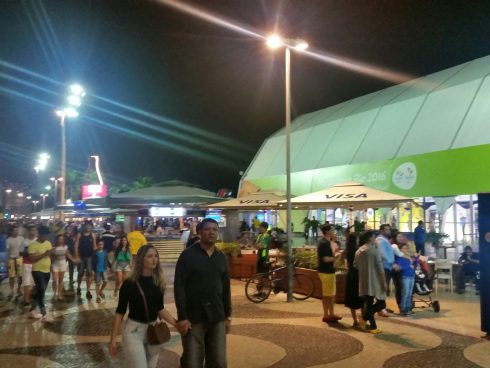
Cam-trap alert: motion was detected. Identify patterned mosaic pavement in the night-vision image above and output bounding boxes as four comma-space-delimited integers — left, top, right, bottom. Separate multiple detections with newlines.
0, 269, 489, 368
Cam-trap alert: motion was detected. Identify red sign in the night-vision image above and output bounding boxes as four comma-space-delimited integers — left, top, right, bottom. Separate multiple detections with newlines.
82, 184, 108, 200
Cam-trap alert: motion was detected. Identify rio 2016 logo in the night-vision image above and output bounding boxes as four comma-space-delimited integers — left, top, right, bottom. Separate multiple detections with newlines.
392, 162, 417, 190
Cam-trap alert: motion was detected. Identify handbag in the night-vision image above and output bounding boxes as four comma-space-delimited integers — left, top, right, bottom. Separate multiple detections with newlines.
135, 281, 171, 345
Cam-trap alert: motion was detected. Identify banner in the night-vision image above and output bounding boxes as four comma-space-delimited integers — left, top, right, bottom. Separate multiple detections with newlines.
247, 144, 490, 197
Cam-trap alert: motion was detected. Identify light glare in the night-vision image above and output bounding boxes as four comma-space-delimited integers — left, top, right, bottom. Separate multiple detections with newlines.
266, 34, 282, 49
70, 84, 86, 97
64, 107, 79, 118
68, 95, 82, 107
295, 40, 309, 51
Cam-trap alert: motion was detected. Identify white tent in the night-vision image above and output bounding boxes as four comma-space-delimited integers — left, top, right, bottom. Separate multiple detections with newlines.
207, 191, 287, 210
281, 182, 412, 210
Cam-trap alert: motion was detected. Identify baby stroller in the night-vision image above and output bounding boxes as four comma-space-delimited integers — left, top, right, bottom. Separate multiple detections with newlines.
412, 264, 440, 313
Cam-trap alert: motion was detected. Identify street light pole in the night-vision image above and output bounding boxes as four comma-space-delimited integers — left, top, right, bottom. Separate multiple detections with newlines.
266, 35, 308, 303
284, 46, 293, 302
60, 113, 66, 220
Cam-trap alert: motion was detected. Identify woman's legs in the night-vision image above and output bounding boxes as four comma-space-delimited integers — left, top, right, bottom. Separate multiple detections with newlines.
57, 271, 65, 299
350, 308, 359, 325
52, 271, 59, 298
115, 271, 122, 295
123, 319, 161, 368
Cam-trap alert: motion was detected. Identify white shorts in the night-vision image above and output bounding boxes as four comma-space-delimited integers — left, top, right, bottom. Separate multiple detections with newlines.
52, 260, 68, 273
22, 263, 33, 287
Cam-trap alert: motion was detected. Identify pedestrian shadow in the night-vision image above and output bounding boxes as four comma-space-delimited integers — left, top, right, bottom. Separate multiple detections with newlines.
374, 332, 426, 349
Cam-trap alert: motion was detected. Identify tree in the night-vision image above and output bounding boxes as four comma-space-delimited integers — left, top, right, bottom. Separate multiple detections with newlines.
132, 176, 154, 190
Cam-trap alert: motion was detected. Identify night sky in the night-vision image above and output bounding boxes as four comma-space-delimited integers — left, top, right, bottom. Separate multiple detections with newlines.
1, 0, 490, 194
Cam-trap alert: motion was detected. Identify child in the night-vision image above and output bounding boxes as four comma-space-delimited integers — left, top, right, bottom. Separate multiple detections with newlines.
395, 244, 419, 316
93, 240, 108, 303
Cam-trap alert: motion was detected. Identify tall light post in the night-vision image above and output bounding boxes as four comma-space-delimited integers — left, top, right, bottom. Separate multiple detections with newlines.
32, 200, 39, 211
56, 84, 85, 220
50, 177, 63, 204
40, 193, 49, 210
266, 34, 308, 302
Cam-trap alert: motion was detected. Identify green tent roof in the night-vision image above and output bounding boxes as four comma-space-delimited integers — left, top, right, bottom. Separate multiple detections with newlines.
244, 54, 490, 181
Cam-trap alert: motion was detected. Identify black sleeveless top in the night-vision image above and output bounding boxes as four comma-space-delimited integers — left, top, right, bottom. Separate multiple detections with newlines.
79, 233, 94, 258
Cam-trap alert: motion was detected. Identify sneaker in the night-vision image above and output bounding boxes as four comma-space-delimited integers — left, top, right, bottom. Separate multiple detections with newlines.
368, 328, 382, 334
30, 310, 43, 319
76, 288, 81, 296
86, 291, 92, 300
96, 296, 101, 303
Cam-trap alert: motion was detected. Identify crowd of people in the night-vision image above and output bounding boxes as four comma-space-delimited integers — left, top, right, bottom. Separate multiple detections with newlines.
316, 222, 480, 334
0, 220, 153, 317
1, 218, 232, 368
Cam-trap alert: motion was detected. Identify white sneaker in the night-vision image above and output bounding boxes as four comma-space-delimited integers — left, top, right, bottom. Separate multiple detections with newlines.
42, 314, 55, 323
30, 310, 43, 319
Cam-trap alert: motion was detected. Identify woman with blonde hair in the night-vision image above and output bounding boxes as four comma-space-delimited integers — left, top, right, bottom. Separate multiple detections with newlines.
109, 245, 177, 368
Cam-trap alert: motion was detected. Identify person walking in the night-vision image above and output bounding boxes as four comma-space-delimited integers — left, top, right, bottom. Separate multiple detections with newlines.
254, 222, 271, 274
344, 232, 363, 327
317, 224, 341, 323
28, 225, 53, 320
21, 224, 37, 307
174, 218, 232, 368
114, 235, 132, 296
93, 239, 108, 303
52, 234, 77, 301
75, 222, 97, 300
109, 245, 177, 368
395, 243, 419, 316
127, 225, 148, 266
413, 221, 426, 256
66, 226, 78, 289
6, 225, 24, 299
354, 231, 387, 334
101, 223, 116, 269
376, 224, 394, 317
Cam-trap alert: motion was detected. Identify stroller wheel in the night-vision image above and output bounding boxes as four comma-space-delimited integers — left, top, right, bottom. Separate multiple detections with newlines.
432, 300, 440, 313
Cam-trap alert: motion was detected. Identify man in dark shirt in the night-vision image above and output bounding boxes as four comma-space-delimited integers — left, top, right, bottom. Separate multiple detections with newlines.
174, 218, 231, 368
317, 224, 341, 323
101, 223, 116, 268
457, 246, 480, 294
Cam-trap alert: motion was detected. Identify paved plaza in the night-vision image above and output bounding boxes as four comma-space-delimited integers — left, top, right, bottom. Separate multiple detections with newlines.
0, 265, 488, 368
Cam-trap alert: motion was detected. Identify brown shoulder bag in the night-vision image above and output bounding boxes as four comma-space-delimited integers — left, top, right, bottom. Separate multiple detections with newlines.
135, 281, 171, 345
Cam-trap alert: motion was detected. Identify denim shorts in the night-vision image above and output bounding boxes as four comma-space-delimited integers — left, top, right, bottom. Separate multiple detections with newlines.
95, 271, 106, 284
78, 257, 93, 277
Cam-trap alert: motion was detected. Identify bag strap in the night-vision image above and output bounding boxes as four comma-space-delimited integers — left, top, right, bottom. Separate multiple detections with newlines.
135, 281, 151, 324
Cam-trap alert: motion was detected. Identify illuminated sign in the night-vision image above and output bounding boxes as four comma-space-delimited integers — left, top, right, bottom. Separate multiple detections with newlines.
82, 184, 108, 200
149, 207, 186, 217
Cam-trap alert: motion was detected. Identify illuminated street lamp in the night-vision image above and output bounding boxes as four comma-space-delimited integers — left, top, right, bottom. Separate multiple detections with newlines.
266, 34, 309, 302
34, 153, 50, 173
5, 189, 12, 193
56, 83, 85, 220
40, 193, 49, 210
32, 200, 40, 211
17, 192, 24, 198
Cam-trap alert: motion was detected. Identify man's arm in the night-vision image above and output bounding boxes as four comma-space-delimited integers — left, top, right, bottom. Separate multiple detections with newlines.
174, 254, 188, 321
222, 255, 232, 333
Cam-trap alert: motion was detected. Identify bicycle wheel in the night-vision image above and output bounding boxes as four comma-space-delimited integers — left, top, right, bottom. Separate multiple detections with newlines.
292, 273, 315, 300
245, 274, 272, 303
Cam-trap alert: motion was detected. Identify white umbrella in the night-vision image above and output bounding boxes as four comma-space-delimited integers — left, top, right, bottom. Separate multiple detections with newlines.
281, 181, 412, 210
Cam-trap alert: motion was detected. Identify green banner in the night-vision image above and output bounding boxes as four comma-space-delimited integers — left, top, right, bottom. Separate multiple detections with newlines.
247, 144, 490, 197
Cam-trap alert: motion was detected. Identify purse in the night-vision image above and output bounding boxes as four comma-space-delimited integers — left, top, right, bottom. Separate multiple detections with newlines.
135, 281, 171, 345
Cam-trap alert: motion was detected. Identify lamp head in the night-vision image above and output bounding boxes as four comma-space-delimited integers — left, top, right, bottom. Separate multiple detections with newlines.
266, 34, 283, 49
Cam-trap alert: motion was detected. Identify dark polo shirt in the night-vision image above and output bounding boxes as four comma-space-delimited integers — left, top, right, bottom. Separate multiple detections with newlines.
174, 243, 232, 324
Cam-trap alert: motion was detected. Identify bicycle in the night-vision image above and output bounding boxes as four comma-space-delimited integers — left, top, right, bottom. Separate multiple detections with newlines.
245, 264, 315, 303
